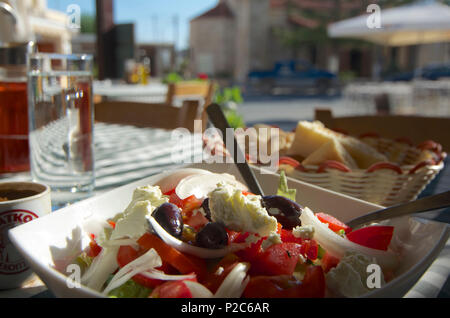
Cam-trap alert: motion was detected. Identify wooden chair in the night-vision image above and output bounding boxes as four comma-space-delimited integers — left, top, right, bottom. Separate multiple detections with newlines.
95, 100, 205, 133
165, 81, 216, 110
315, 108, 450, 151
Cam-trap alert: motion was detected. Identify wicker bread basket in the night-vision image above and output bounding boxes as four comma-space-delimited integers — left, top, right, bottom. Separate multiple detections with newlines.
276, 136, 445, 206
202, 127, 445, 206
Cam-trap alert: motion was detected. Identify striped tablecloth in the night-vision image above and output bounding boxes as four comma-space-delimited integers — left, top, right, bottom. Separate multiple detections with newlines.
0, 123, 449, 298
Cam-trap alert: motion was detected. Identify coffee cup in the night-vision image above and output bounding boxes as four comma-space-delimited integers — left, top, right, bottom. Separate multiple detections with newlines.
0, 181, 51, 289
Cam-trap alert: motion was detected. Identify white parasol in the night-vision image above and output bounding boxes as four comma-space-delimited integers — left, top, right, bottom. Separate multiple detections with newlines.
327, 1, 450, 46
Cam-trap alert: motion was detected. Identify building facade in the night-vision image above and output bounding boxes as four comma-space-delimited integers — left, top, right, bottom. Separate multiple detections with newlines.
190, 0, 450, 84
0, 0, 74, 53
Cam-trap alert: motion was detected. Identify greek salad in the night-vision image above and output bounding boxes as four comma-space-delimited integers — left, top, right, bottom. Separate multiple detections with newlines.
73, 169, 399, 298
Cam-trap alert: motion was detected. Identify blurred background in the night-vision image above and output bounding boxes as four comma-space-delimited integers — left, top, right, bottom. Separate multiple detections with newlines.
1, 0, 449, 131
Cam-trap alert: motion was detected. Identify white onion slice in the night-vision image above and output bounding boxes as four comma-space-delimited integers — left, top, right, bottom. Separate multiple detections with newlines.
214, 262, 250, 298
140, 270, 196, 282
175, 173, 248, 200
184, 281, 214, 298
148, 216, 246, 259
300, 207, 398, 270
102, 248, 162, 295
154, 168, 213, 193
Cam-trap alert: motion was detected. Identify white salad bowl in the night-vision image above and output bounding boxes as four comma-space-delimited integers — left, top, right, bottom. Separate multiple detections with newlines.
8, 163, 450, 298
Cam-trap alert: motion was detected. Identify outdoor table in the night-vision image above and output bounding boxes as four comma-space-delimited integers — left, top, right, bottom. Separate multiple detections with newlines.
93, 81, 168, 103
0, 122, 449, 298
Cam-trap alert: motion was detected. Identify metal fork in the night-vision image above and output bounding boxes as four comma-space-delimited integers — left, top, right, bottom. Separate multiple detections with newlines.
346, 190, 450, 228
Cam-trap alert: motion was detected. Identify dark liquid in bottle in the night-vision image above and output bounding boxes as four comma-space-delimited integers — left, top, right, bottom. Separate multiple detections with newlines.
0, 81, 29, 173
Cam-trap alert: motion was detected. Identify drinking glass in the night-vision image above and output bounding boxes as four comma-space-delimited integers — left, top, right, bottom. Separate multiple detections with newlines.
0, 42, 35, 173
27, 54, 95, 208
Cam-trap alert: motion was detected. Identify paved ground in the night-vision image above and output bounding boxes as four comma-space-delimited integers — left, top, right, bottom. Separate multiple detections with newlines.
240, 93, 368, 131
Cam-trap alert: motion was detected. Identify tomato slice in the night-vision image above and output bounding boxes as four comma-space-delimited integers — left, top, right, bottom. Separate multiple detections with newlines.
168, 191, 183, 207
183, 210, 209, 230
300, 239, 318, 261
243, 275, 292, 298
137, 233, 207, 280
235, 236, 265, 263
321, 251, 340, 273
227, 230, 250, 244
149, 280, 193, 298
346, 225, 394, 251
250, 242, 303, 276
116, 245, 173, 288
280, 228, 303, 244
204, 254, 240, 293
181, 195, 203, 213
243, 266, 325, 298
285, 266, 325, 298
316, 212, 352, 234
86, 238, 102, 258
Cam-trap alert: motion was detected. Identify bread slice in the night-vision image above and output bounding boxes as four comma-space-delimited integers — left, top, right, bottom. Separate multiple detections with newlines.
302, 138, 358, 168
338, 136, 388, 169
287, 121, 340, 158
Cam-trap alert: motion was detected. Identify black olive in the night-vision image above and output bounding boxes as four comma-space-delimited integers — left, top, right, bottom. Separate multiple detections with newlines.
195, 222, 228, 249
153, 202, 183, 238
262, 195, 302, 229
201, 198, 212, 221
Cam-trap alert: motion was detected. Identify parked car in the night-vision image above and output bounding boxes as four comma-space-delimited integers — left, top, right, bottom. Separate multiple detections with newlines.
384, 63, 450, 82
247, 60, 339, 95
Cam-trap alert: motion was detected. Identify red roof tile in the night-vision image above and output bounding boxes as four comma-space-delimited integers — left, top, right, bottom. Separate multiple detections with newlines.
191, 1, 233, 21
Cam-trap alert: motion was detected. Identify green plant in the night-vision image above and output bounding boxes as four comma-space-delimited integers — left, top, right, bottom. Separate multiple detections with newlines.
214, 86, 243, 105
213, 86, 245, 129
162, 72, 183, 84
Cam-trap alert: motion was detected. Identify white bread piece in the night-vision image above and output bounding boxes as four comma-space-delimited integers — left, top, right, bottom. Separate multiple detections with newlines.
287, 121, 340, 158
338, 135, 388, 169
302, 138, 358, 168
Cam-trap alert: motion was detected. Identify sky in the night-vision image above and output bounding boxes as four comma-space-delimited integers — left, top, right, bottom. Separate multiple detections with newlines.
47, 0, 218, 49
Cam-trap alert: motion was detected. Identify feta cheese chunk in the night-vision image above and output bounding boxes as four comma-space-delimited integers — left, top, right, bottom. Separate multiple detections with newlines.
208, 182, 278, 237
110, 185, 169, 241
292, 225, 315, 239
110, 201, 152, 240
127, 185, 168, 214
326, 251, 385, 298
261, 232, 282, 250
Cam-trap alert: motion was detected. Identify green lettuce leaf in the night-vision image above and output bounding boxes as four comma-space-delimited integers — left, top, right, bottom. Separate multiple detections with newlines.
276, 171, 296, 202
107, 279, 152, 298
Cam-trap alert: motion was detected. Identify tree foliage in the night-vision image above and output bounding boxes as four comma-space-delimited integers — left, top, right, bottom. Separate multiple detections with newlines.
80, 14, 96, 34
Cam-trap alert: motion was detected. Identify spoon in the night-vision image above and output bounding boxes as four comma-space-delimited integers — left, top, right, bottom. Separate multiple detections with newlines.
206, 103, 265, 196
346, 190, 450, 228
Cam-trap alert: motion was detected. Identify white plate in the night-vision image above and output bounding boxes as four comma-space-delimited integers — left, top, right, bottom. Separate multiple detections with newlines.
8, 163, 450, 298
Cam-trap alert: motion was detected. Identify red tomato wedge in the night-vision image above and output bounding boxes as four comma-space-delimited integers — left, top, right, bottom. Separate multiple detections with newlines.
316, 212, 352, 234
116, 245, 173, 288
181, 195, 203, 213
300, 239, 319, 261
235, 237, 265, 263
250, 242, 303, 276
204, 254, 240, 293
321, 252, 340, 273
280, 228, 303, 244
243, 266, 325, 298
86, 239, 102, 258
149, 280, 193, 298
137, 233, 207, 280
183, 210, 209, 230
346, 225, 394, 251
